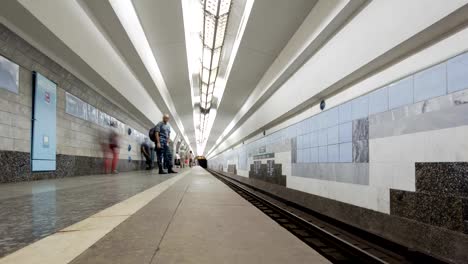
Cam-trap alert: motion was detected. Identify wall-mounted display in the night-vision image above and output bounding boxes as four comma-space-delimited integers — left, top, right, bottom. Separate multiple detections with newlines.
65, 92, 87, 120
64, 92, 149, 143
98, 110, 110, 127
0, 55, 19, 94
87, 104, 98, 124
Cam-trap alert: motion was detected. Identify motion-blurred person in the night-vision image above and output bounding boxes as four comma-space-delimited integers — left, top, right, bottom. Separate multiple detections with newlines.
150, 114, 177, 174
189, 150, 194, 168
105, 124, 120, 174
141, 138, 152, 170
175, 152, 181, 168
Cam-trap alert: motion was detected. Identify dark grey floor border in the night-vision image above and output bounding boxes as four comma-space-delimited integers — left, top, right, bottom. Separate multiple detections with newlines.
0, 150, 148, 183
213, 170, 468, 264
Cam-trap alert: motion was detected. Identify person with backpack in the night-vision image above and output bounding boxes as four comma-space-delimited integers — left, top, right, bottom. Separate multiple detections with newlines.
149, 114, 177, 174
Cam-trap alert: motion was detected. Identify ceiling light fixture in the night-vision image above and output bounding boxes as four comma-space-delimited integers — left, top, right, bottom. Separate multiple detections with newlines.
197, 0, 232, 150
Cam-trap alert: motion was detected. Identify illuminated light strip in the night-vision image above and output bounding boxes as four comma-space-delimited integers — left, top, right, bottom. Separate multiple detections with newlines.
183, 0, 254, 155
109, 0, 192, 150
198, 0, 255, 155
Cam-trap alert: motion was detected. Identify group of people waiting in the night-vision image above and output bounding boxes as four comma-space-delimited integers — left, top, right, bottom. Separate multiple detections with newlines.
102, 114, 194, 175
141, 114, 195, 174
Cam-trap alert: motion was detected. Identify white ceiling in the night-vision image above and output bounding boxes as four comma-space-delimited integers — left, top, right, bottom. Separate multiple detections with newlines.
0, 0, 341, 154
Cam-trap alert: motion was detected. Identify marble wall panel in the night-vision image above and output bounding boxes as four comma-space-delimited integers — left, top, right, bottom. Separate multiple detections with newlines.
370, 99, 468, 139
291, 162, 369, 185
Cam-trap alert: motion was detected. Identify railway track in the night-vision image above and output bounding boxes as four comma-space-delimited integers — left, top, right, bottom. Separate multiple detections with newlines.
208, 169, 446, 264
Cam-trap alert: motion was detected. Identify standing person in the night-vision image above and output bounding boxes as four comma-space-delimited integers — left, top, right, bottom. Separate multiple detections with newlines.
105, 127, 120, 174
175, 152, 181, 168
189, 150, 194, 168
153, 114, 177, 174
141, 138, 152, 170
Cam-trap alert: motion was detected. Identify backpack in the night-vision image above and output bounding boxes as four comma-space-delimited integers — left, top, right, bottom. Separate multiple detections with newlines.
149, 126, 157, 142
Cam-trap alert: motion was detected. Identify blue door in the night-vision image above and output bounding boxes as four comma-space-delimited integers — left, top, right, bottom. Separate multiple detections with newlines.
31, 72, 57, 171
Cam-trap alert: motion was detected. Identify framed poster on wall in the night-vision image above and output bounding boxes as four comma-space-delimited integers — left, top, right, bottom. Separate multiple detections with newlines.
0, 55, 19, 94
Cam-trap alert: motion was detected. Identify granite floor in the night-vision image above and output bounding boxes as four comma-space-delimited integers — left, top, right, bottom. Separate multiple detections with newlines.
70, 167, 329, 264
0, 169, 181, 257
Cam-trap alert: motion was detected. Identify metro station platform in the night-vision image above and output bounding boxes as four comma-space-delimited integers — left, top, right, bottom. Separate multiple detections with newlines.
0, 167, 329, 264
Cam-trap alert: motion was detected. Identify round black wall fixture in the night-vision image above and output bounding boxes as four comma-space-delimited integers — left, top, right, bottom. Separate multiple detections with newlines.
320, 100, 326, 110
127, 128, 132, 135
128, 144, 132, 151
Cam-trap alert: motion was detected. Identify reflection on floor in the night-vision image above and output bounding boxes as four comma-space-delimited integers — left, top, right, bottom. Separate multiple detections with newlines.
0, 170, 178, 257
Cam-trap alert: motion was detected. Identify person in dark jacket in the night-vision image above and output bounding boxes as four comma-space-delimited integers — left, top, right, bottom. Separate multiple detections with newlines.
153, 114, 177, 174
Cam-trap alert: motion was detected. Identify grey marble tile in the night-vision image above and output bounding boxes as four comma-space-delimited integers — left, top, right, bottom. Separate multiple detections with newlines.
353, 140, 369, 163
352, 118, 369, 141
370, 101, 468, 139
291, 163, 369, 185
291, 137, 297, 164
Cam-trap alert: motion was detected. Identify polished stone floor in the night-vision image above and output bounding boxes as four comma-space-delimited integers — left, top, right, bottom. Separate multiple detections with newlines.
0, 170, 180, 257
71, 167, 329, 264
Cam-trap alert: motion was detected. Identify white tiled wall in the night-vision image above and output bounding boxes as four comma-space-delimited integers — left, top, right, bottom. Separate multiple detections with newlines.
0, 66, 147, 161
287, 175, 390, 213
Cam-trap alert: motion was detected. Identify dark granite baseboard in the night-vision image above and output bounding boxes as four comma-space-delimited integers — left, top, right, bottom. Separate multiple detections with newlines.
249, 162, 286, 186
390, 189, 467, 233
0, 150, 147, 183
211, 169, 468, 264
227, 164, 237, 175
416, 162, 468, 197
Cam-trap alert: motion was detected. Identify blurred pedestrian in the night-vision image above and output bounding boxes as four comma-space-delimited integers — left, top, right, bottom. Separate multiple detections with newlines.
141, 138, 152, 170
175, 152, 181, 168
189, 150, 194, 168
105, 124, 120, 174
